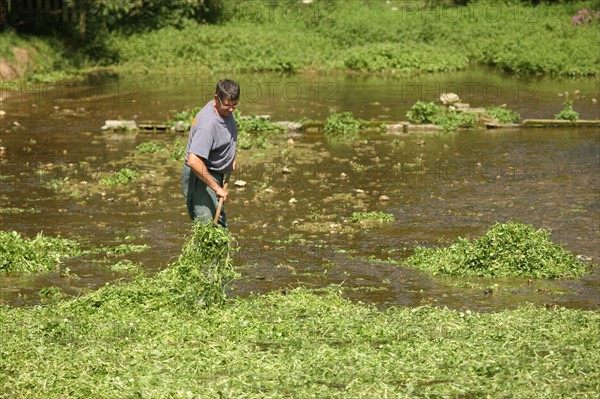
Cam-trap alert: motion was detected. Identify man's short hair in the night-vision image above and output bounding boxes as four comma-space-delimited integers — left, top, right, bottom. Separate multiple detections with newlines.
215, 79, 240, 101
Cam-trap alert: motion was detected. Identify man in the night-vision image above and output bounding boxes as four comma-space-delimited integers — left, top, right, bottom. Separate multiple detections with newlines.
182, 79, 240, 228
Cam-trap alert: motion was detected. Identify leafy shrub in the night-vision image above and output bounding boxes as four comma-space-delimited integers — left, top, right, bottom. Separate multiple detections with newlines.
555, 100, 580, 121
406, 222, 586, 278
407, 101, 439, 124
432, 108, 478, 132
407, 101, 477, 131
324, 112, 364, 140
485, 106, 521, 123
572, 8, 600, 26
342, 43, 468, 73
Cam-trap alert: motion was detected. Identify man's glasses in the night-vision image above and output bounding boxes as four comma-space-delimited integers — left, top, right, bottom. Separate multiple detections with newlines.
217, 96, 240, 109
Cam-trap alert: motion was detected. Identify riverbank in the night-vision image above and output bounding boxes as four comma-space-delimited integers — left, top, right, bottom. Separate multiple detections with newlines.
1, 1, 598, 83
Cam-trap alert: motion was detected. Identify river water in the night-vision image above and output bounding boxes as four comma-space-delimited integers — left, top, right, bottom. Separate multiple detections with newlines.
1, 67, 599, 309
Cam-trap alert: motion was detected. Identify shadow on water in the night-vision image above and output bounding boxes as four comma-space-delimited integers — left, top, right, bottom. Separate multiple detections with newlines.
0, 68, 598, 309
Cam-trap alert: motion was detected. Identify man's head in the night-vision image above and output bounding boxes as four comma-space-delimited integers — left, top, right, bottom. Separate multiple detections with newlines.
214, 79, 240, 118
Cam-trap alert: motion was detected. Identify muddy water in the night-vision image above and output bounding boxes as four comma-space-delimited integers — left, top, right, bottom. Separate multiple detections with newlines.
1, 68, 598, 309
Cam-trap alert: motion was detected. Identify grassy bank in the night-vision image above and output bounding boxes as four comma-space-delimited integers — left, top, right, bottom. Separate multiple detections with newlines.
1, 286, 598, 398
1, 1, 598, 81
0, 31, 69, 82
112, 0, 599, 76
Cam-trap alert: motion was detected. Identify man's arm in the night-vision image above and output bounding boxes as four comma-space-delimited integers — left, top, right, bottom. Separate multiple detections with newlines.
187, 153, 228, 201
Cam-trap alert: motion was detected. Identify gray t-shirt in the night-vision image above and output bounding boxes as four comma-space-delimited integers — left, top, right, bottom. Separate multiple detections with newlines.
185, 100, 238, 173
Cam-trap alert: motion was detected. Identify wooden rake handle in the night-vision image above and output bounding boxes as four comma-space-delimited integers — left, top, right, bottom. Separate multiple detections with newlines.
213, 172, 231, 226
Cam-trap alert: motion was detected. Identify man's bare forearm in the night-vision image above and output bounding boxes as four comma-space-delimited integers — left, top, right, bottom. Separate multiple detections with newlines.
187, 153, 227, 199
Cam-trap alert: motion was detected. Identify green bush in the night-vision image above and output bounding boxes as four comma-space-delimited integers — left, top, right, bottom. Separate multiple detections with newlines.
485, 106, 521, 123
406, 101, 440, 124
432, 108, 478, 132
342, 43, 468, 74
555, 100, 580, 120
324, 112, 364, 140
406, 222, 586, 278
407, 101, 478, 131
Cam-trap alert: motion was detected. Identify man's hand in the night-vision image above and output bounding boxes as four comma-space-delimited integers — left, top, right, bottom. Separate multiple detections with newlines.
215, 186, 228, 201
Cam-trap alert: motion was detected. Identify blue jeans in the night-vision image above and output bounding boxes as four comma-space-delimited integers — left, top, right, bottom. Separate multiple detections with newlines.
182, 164, 227, 228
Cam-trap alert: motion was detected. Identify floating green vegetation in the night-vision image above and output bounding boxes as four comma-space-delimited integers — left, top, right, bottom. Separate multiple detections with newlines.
168, 138, 187, 161
100, 167, 139, 186
406, 222, 586, 279
555, 100, 580, 121
236, 112, 286, 150
324, 112, 365, 140
98, 243, 149, 256
485, 105, 521, 123
166, 106, 200, 131
39, 286, 64, 302
0, 287, 598, 398
105, 260, 142, 274
0, 207, 40, 214
0, 230, 149, 274
0, 231, 81, 273
406, 101, 478, 132
44, 177, 83, 198
350, 211, 395, 223
136, 141, 167, 154
235, 111, 286, 133
238, 130, 271, 150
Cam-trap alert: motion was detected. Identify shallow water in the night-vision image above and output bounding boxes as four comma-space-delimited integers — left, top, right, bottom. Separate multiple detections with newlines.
1, 68, 598, 309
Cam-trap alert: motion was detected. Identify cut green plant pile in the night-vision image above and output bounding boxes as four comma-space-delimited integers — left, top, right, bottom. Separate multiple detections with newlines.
0, 230, 150, 274
0, 231, 82, 273
1, 287, 598, 398
406, 222, 586, 278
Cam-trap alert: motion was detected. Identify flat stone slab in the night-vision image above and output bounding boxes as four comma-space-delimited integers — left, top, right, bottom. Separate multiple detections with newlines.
522, 119, 600, 127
